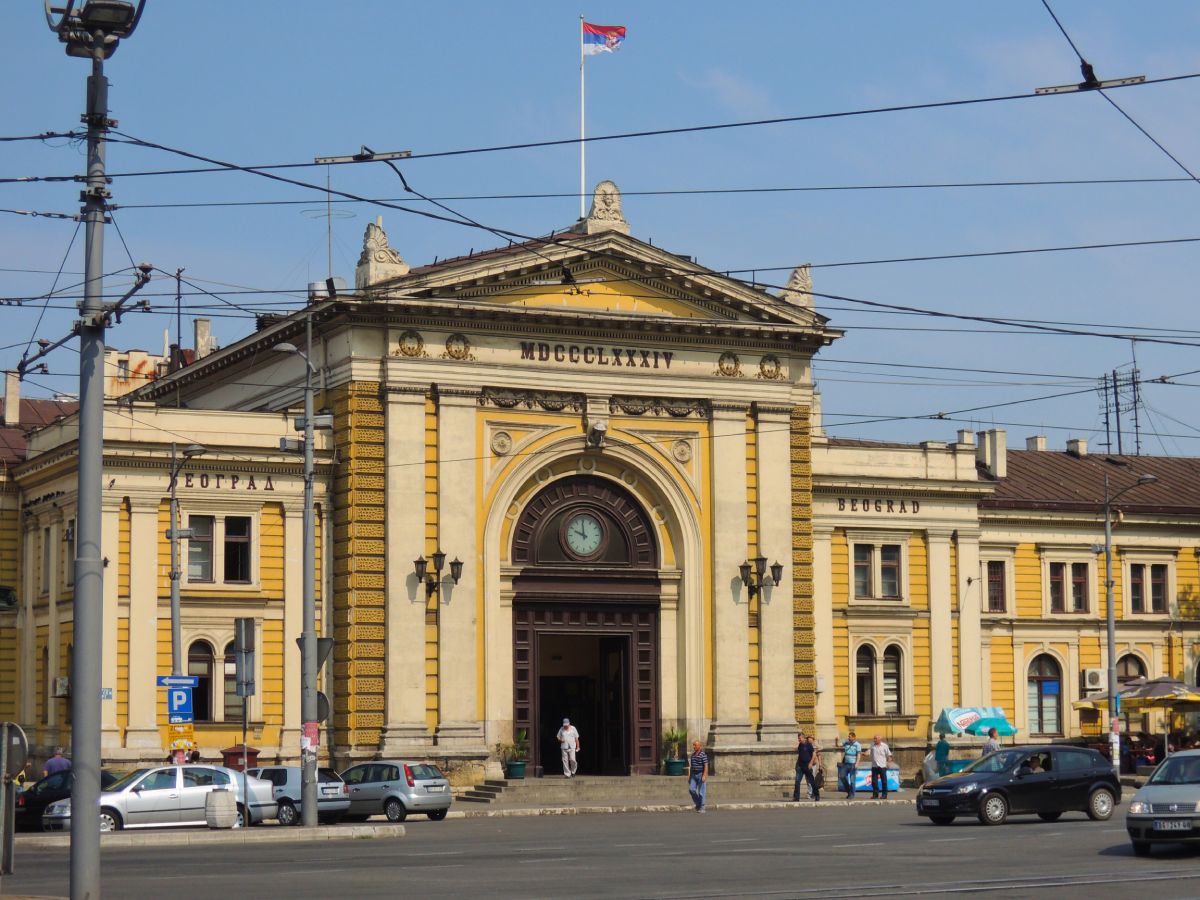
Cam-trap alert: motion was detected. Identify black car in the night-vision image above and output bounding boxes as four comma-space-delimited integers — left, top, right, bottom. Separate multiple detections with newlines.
15, 769, 121, 830
916, 745, 1120, 825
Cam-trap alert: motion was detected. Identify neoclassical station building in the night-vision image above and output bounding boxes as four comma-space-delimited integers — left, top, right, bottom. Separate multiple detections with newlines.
3, 183, 1199, 779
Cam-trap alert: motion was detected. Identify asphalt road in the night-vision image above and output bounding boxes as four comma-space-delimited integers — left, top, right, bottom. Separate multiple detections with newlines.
5, 804, 1200, 899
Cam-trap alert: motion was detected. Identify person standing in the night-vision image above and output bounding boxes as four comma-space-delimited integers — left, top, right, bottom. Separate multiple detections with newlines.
42, 747, 71, 779
839, 731, 862, 799
793, 732, 820, 802
557, 717, 581, 777
934, 733, 951, 777
981, 727, 1000, 756
868, 734, 893, 799
688, 739, 709, 813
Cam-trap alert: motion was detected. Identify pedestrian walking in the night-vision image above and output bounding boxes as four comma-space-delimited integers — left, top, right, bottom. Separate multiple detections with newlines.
838, 731, 862, 799
688, 739, 709, 813
868, 734, 892, 799
42, 747, 71, 778
981, 727, 1000, 756
934, 733, 951, 777
556, 717, 581, 777
793, 732, 820, 801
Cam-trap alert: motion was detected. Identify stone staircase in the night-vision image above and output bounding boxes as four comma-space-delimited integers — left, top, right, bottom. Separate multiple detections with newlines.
459, 775, 793, 806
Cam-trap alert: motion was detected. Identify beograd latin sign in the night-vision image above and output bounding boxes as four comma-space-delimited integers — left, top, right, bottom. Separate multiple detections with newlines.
520, 341, 675, 370
836, 497, 921, 514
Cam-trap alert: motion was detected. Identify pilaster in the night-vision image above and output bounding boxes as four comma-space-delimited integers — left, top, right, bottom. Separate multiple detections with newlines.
927, 528, 954, 721
101, 496, 121, 751
124, 497, 161, 750
957, 529, 982, 706
280, 501, 303, 756
812, 526, 837, 743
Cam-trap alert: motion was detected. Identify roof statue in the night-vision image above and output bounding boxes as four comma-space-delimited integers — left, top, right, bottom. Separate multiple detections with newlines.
779, 264, 814, 309
355, 216, 410, 288
579, 180, 631, 235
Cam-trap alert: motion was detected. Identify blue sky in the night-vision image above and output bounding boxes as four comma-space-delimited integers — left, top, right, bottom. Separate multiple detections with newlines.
4, 1, 1200, 453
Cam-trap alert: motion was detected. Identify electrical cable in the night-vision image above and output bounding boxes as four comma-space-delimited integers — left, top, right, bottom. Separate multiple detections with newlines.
20, 219, 82, 365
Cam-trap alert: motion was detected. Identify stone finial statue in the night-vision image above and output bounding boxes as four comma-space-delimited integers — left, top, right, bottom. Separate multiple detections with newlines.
779, 264, 814, 308
580, 180, 630, 235
355, 216, 410, 288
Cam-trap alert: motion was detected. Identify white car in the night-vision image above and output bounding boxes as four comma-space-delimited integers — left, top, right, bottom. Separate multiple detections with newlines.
42, 764, 277, 832
246, 766, 350, 825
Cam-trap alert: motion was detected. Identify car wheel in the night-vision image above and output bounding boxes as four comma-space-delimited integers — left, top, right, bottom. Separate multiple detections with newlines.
384, 798, 407, 823
427, 808, 448, 822
277, 799, 299, 826
928, 815, 956, 825
1086, 788, 1115, 821
235, 804, 247, 829
98, 808, 122, 832
978, 793, 1008, 826
1037, 811, 1061, 822
1131, 840, 1151, 857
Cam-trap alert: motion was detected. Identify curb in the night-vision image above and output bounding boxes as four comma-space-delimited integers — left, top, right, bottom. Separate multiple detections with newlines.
16, 823, 405, 850
449, 798, 914, 818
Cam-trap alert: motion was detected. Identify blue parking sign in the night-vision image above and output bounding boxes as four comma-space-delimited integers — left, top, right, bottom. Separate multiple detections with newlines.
168, 687, 193, 724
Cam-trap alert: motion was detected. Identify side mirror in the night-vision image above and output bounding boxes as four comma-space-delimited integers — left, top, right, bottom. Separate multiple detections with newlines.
131, 784, 143, 793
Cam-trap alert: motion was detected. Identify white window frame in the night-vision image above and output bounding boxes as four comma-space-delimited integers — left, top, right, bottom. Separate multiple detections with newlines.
846, 530, 910, 606
181, 509, 261, 591
183, 623, 262, 723
847, 630, 915, 718
1026, 650, 1066, 738
1038, 545, 1096, 618
980, 543, 1017, 617
1119, 548, 1176, 620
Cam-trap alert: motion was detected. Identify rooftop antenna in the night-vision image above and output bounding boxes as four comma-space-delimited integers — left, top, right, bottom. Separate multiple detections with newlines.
300, 164, 355, 279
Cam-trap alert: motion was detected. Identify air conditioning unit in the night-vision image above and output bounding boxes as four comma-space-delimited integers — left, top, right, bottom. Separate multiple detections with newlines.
1082, 668, 1105, 693
53, 676, 71, 698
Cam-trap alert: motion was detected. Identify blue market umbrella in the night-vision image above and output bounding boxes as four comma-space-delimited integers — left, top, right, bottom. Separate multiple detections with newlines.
963, 716, 1018, 738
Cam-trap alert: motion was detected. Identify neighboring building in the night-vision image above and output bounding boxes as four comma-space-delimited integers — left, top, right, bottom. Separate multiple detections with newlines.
104, 318, 220, 398
3, 183, 1198, 780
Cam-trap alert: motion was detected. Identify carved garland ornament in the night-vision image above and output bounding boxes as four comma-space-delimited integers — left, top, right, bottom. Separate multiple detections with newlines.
478, 387, 584, 412
394, 329, 426, 358
443, 333, 474, 361
716, 351, 743, 378
757, 354, 784, 380
609, 396, 707, 418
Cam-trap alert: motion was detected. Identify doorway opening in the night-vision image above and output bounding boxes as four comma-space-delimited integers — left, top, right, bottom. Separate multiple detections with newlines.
537, 633, 629, 776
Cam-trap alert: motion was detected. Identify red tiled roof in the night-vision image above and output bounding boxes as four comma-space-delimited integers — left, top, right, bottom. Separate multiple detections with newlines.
981, 449, 1200, 514
0, 398, 78, 466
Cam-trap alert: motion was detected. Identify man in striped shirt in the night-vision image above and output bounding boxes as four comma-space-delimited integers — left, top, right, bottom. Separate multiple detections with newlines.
688, 740, 709, 813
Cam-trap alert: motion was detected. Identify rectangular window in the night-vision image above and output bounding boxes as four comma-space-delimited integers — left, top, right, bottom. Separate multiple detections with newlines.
187, 515, 214, 582
41, 527, 51, 594
880, 545, 901, 599
1150, 564, 1167, 613
1070, 562, 1088, 612
1049, 563, 1065, 613
65, 519, 75, 586
1130, 563, 1145, 613
986, 560, 1006, 612
223, 516, 252, 583
853, 544, 872, 599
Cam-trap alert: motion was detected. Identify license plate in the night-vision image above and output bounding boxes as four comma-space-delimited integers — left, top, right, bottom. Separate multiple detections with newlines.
426, 784, 445, 792
921, 798, 939, 808
321, 786, 340, 795
1153, 819, 1191, 831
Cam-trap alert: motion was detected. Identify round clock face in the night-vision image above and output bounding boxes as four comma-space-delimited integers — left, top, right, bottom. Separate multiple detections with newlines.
564, 513, 603, 557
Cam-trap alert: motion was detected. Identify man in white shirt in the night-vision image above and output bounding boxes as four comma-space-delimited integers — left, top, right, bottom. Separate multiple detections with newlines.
557, 717, 581, 777
868, 734, 893, 799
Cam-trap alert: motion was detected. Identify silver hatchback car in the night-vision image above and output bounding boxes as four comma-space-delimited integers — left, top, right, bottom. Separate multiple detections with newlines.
247, 766, 350, 825
340, 760, 452, 822
1127, 749, 1200, 855
42, 764, 276, 832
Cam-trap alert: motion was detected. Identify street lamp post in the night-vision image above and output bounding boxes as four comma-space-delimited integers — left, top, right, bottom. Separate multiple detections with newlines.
43, 3, 145, 897
167, 443, 206, 675
274, 317, 318, 827
1103, 471, 1157, 773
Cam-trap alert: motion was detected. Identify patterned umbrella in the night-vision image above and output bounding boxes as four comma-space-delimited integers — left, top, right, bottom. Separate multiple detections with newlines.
1119, 677, 1200, 711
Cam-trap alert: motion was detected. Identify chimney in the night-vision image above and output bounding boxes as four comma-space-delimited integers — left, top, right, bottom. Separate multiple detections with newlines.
1067, 437, 1088, 457
3, 370, 18, 427
194, 318, 213, 360
956, 429, 974, 446
1026, 435, 1047, 451
975, 428, 1007, 479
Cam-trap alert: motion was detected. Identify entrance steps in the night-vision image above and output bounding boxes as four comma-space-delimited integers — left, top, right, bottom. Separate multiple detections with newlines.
459, 775, 792, 806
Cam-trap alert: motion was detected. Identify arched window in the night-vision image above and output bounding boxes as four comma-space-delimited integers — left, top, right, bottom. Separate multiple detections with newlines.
882, 645, 902, 714
188, 640, 214, 722
1027, 654, 1062, 735
1117, 654, 1148, 735
856, 646, 876, 715
223, 641, 244, 723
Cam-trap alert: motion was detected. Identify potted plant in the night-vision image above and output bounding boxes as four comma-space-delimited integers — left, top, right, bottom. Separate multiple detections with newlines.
496, 728, 529, 779
663, 726, 688, 776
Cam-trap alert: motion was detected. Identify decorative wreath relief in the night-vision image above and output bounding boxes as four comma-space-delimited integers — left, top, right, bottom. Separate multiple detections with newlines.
758, 354, 783, 380
671, 439, 693, 463
490, 431, 513, 456
443, 333, 474, 361
716, 351, 742, 377
395, 329, 425, 358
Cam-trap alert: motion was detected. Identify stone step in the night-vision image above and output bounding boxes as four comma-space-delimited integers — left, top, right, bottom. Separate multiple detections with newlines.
461, 775, 793, 805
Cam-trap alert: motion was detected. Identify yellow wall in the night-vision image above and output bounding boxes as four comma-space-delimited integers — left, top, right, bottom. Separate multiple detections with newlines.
425, 394, 439, 733
790, 406, 816, 732
746, 411, 760, 727
0, 504, 19, 719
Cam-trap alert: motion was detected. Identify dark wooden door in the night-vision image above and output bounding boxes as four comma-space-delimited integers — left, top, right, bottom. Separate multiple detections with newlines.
600, 637, 629, 774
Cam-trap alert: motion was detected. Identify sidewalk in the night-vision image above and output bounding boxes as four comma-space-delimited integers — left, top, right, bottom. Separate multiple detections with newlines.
16, 822, 405, 850
448, 796, 913, 819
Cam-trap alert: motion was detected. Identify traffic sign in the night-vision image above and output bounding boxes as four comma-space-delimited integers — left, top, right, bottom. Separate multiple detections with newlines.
156, 675, 199, 688
168, 722, 194, 744
168, 687, 193, 717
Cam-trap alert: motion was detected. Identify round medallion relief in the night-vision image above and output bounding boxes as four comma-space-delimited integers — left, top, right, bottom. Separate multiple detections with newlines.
717, 351, 741, 377
397, 329, 424, 357
444, 333, 471, 360
672, 439, 693, 463
758, 354, 782, 380
490, 431, 513, 456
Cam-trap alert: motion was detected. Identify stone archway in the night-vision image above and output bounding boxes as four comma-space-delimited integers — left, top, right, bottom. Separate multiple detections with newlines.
511, 475, 661, 774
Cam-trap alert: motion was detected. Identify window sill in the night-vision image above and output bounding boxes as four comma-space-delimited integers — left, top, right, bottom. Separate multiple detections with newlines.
847, 714, 918, 728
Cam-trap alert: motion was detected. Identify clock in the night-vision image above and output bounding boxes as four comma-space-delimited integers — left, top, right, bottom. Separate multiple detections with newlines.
563, 512, 603, 557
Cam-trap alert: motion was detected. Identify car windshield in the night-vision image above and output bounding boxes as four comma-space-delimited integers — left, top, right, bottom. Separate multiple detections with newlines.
958, 750, 1027, 774
318, 768, 343, 783
1148, 756, 1200, 785
105, 768, 151, 793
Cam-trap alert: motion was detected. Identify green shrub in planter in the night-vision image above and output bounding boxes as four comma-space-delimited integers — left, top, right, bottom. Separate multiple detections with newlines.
496, 728, 529, 779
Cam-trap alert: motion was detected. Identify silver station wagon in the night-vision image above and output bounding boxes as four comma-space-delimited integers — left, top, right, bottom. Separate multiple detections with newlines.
340, 760, 452, 822
42, 764, 276, 831
1127, 749, 1200, 856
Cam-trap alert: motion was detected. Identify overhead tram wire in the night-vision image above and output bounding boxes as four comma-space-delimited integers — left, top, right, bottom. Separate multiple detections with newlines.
19, 219, 82, 363
0, 71, 1190, 185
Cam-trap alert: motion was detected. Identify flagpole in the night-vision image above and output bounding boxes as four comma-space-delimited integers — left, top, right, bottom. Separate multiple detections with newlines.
579, 14, 586, 219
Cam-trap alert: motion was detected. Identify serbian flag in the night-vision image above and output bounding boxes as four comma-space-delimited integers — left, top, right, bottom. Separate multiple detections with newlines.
583, 22, 626, 55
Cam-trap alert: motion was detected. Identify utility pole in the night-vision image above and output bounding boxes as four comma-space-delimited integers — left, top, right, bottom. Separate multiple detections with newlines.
41, 6, 146, 897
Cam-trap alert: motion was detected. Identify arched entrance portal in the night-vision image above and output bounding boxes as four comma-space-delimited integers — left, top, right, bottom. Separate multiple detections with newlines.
512, 475, 660, 775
